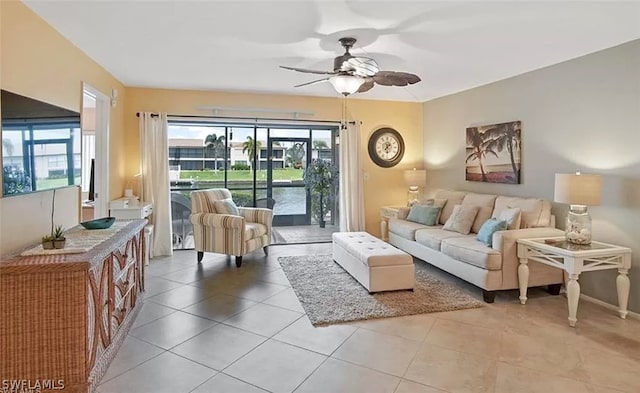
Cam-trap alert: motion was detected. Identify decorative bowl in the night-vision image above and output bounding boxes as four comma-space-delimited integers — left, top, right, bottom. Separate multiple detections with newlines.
81, 217, 116, 230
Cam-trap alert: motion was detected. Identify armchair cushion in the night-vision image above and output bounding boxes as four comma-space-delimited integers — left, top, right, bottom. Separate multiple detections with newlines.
239, 207, 273, 224
214, 199, 240, 215
190, 212, 244, 229
245, 223, 268, 239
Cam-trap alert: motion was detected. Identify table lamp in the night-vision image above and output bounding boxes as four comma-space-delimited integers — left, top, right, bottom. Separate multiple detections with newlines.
554, 172, 601, 245
404, 168, 426, 207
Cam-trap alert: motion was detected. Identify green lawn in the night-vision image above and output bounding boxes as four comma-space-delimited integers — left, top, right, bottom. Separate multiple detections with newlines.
36, 177, 81, 190
180, 169, 303, 182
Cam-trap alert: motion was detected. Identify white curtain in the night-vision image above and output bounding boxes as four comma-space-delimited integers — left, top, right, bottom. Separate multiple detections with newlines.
339, 122, 365, 232
139, 113, 172, 256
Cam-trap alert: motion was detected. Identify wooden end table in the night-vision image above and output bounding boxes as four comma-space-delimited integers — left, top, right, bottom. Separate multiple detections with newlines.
517, 237, 631, 327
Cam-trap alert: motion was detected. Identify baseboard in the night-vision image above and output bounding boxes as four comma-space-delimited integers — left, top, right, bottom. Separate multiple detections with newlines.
579, 294, 640, 321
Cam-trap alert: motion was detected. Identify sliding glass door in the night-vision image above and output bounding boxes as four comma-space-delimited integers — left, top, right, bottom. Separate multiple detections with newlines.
267, 137, 311, 226
167, 120, 338, 249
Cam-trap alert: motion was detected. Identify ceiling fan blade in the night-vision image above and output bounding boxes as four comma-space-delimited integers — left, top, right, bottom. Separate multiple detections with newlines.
373, 71, 422, 86
357, 78, 375, 93
280, 65, 336, 75
294, 78, 330, 88
345, 57, 379, 77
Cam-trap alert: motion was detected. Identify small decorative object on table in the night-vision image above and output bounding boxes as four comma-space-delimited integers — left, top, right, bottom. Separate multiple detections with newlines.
42, 224, 66, 249
41, 188, 66, 249
81, 216, 116, 230
404, 168, 426, 206
554, 172, 602, 245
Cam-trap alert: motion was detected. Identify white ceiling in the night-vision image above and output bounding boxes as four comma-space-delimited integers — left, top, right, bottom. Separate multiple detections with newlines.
24, 1, 640, 102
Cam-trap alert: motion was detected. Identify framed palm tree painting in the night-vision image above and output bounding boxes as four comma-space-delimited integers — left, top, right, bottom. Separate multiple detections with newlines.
465, 121, 521, 184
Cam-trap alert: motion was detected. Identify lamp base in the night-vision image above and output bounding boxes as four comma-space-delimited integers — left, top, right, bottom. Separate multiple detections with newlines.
407, 189, 420, 207
565, 205, 592, 245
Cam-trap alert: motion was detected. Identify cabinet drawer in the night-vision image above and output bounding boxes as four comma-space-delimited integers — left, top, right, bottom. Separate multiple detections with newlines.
142, 204, 153, 217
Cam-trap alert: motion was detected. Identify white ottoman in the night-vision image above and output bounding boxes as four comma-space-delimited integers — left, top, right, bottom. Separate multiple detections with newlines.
332, 232, 415, 293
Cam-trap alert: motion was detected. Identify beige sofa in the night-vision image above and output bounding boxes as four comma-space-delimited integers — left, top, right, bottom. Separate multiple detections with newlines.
388, 190, 564, 302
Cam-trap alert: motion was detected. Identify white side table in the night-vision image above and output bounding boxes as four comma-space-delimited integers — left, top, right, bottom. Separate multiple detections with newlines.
111, 201, 154, 265
380, 206, 403, 241
110, 202, 153, 220
517, 237, 631, 327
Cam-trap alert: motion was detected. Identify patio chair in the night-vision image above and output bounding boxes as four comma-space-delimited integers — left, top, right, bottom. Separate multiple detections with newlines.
171, 192, 193, 248
255, 197, 276, 209
190, 188, 273, 267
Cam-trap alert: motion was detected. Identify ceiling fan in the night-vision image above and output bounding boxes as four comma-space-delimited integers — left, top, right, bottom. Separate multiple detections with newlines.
280, 37, 421, 95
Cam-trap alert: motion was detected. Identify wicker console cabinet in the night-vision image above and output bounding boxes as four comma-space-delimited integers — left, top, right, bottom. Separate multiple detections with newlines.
0, 220, 147, 393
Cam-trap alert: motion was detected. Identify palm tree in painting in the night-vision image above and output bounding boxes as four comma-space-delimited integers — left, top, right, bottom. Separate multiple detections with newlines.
204, 134, 226, 170
483, 121, 521, 183
242, 136, 262, 169
466, 127, 498, 182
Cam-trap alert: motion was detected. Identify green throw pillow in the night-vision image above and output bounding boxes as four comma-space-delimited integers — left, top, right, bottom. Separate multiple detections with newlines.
214, 199, 240, 216
476, 218, 508, 247
406, 204, 441, 226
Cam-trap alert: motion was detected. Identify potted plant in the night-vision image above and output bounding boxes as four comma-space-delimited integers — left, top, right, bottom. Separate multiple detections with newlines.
42, 235, 54, 250
41, 189, 66, 249
52, 225, 66, 249
303, 159, 338, 228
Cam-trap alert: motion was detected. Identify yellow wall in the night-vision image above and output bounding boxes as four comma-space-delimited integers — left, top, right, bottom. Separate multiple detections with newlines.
0, 1, 126, 251
125, 88, 423, 236
0, 0, 422, 244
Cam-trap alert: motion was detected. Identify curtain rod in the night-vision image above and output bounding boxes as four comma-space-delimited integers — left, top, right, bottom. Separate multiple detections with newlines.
135, 112, 355, 124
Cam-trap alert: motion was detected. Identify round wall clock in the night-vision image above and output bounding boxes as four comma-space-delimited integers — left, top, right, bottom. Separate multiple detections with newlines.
367, 127, 405, 168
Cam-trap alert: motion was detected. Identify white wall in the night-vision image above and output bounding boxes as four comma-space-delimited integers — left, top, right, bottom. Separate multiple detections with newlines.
0, 186, 80, 254
423, 40, 640, 312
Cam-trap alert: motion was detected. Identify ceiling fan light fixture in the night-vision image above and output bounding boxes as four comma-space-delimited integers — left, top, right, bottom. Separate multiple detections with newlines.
329, 75, 364, 96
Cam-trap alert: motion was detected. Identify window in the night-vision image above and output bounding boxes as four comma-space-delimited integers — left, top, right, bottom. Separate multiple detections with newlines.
2, 122, 80, 194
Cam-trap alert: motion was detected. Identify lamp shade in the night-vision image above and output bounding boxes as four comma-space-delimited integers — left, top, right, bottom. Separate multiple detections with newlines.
329, 75, 364, 95
554, 173, 601, 205
404, 169, 427, 187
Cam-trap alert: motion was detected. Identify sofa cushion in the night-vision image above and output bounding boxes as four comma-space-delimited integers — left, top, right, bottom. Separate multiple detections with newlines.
434, 190, 467, 225
443, 205, 479, 235
415, 227, 467, 251
492, 196, 552, 228
498, 207, 521, 230
460, 193, 498, 233
476, 218, 507, 247
389, 218, 428, 241
407, 204, 441, 226
441, 237, 503, 270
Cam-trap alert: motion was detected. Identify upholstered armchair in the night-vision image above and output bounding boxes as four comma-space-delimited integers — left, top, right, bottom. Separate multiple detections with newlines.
190, 189, 273, 267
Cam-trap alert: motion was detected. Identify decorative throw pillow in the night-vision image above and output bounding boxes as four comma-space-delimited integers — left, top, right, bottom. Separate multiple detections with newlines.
214, 199, 240, 215
442, 205, 479, 234
499, 207, 521, 230
476, 218, 508, 247
406, 204, 441, 226
422, 198, 447, 223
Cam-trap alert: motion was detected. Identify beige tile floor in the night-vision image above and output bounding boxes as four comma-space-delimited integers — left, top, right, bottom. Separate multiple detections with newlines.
98, 243, 640, 393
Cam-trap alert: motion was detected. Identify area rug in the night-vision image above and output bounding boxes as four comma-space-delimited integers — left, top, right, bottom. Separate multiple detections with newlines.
278, 254, 484, 326
272, 225, 339, 245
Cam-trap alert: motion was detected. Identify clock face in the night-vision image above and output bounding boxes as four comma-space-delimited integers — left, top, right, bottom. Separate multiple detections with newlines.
368, 127, 405, 167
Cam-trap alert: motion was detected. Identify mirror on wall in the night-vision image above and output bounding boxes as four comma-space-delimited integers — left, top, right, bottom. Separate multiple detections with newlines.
1, 90, 81, 196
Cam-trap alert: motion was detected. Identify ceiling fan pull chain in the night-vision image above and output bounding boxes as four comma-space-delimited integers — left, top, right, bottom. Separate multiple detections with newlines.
341, 95, 347, 130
